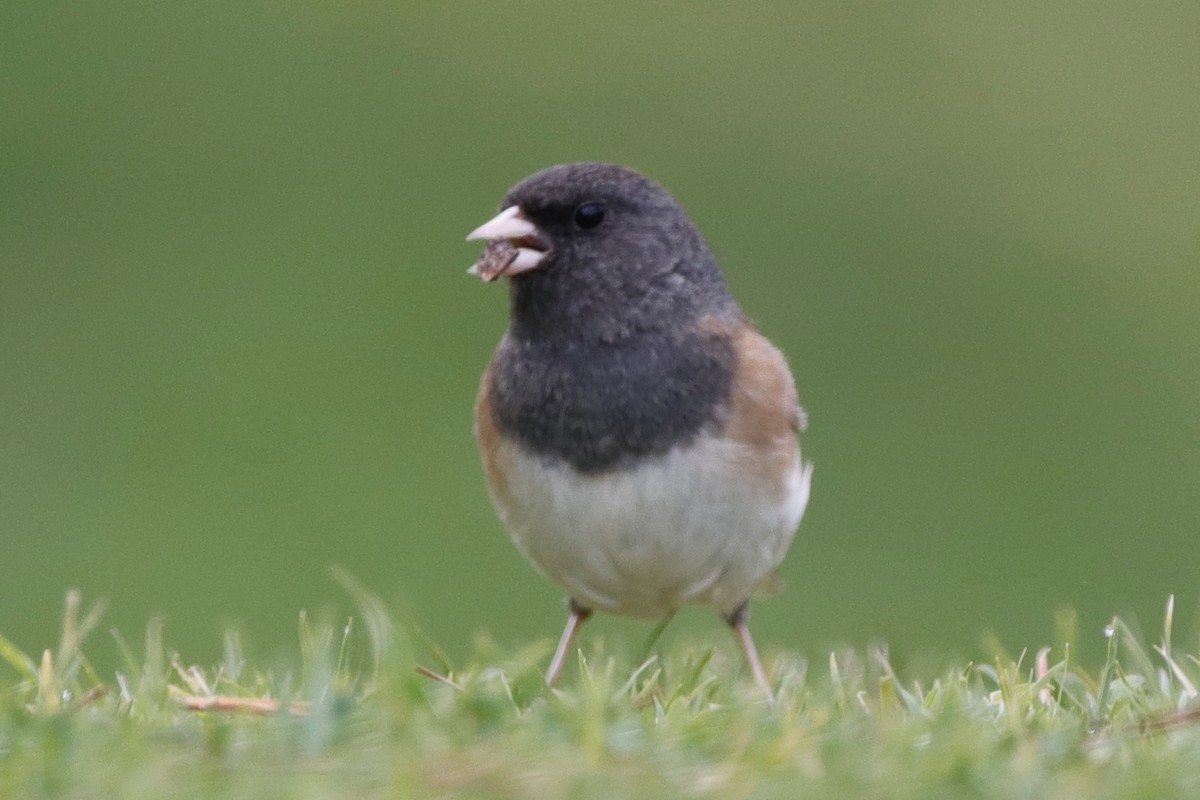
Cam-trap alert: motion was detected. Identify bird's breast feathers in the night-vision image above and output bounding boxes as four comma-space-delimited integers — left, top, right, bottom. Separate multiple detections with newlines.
475, 319, 812, 618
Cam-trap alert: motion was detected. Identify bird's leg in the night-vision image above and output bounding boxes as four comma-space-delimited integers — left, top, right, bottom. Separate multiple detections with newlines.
726, 600, 773, 699
545, 599, 592, 687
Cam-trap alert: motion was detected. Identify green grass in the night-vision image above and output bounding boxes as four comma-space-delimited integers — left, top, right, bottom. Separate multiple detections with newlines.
3, 587, 1200, 799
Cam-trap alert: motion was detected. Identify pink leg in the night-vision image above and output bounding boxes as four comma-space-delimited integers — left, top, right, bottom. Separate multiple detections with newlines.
545, 599, 592, 687
727, 602, 773, 699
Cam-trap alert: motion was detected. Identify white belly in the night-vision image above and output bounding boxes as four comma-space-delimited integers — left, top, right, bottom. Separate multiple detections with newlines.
490, 433, 813, 619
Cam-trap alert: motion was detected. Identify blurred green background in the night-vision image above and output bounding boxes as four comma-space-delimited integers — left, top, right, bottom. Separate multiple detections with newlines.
3, 3, 1198, 672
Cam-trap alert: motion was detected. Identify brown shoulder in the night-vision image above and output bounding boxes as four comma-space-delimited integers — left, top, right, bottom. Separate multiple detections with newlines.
474, 358, 515, 508
698, 314, 802, 439
697, 314, 802, 485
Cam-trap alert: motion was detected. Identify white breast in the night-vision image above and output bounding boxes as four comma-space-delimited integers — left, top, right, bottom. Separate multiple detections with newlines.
488, 433, 813, 619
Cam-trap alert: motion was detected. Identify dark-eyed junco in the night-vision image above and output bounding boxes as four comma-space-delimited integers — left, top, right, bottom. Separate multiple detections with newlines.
465, 163, 812, 693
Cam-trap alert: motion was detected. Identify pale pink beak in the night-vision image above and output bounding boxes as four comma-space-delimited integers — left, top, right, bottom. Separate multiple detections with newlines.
465, 206, 550, 282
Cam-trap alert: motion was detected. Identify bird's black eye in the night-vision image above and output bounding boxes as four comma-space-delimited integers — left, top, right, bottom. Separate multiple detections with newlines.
573, 202, 605, 230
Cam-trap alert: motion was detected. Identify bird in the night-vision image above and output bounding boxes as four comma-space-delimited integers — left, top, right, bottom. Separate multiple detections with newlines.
464, 163, 812, 694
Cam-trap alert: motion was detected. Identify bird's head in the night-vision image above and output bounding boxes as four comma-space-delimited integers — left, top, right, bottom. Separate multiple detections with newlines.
465, 163, 732, 340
